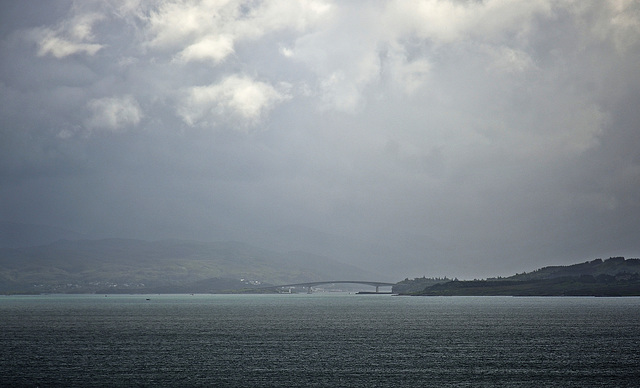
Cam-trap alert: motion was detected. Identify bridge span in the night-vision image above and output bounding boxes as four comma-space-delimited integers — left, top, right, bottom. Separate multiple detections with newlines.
269, 280, 395, 293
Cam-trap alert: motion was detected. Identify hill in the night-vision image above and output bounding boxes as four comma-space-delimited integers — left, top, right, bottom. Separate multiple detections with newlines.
0, 238, 378, 294
505, 257, 640, 280
398, 257, 640, 296
0, 222, 88, 248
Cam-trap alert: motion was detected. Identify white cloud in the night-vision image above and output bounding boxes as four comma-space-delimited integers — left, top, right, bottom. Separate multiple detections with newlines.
175, 34, 235, 63
286, 4, 383, 112
146, 0, 231, 50
319, 71, 363, 112
574, 0, 640, 53
178, 75, 289, 127
233, 0, 332, 38
485, 46, 536, 74
35, 12, 105, 58
85, 95, 143, 132
386, 0, 553, 43
146, 0, 331, 63
383, 43, 432, 95
280, 46, 294, 57
37, 33, 104, 58
282, 0, 556, 111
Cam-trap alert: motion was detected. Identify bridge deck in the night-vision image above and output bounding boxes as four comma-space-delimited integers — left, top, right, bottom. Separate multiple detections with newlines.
270, 280, 395, 289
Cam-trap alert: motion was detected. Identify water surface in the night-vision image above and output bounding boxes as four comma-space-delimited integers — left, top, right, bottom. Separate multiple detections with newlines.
1, 294, 639, 387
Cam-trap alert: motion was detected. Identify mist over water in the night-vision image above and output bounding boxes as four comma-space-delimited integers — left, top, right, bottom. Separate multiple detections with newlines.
2, 294, 639, 387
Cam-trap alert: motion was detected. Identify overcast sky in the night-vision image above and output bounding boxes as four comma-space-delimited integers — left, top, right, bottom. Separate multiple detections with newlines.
1, 0, 639, 280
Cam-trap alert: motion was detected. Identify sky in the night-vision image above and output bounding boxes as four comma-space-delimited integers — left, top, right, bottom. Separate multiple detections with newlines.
1, 0, 639, 280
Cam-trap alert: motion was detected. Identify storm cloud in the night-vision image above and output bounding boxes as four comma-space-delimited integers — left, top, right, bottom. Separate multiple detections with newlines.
1, 0, 639, 279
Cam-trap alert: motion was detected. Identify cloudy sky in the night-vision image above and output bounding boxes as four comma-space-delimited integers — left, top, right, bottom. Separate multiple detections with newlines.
1, 0, 639, 279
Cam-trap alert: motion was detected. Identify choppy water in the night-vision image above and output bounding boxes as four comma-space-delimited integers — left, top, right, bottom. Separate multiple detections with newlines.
1, 294, 639, 387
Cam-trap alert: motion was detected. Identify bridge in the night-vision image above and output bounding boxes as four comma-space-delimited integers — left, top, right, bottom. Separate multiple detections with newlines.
268, 280, 395, 294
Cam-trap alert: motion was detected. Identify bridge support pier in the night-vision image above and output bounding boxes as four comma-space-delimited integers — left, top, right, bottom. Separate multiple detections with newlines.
376, 285, 379, 293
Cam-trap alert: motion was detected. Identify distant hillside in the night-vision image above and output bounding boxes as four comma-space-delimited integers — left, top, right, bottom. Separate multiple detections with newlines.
398, 257, 640, 296
0, 238, 378, 294
0, 222, 88, 248
504, 257, 640, 280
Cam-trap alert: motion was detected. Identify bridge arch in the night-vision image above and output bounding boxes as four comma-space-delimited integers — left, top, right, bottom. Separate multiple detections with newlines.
270, 280, 395, 293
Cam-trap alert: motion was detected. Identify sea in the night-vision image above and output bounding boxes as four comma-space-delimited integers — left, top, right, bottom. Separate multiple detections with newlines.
1, 293, 639, 387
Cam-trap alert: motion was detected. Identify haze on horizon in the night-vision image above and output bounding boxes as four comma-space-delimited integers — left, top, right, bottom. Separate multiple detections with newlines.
1, 0, 639, 280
